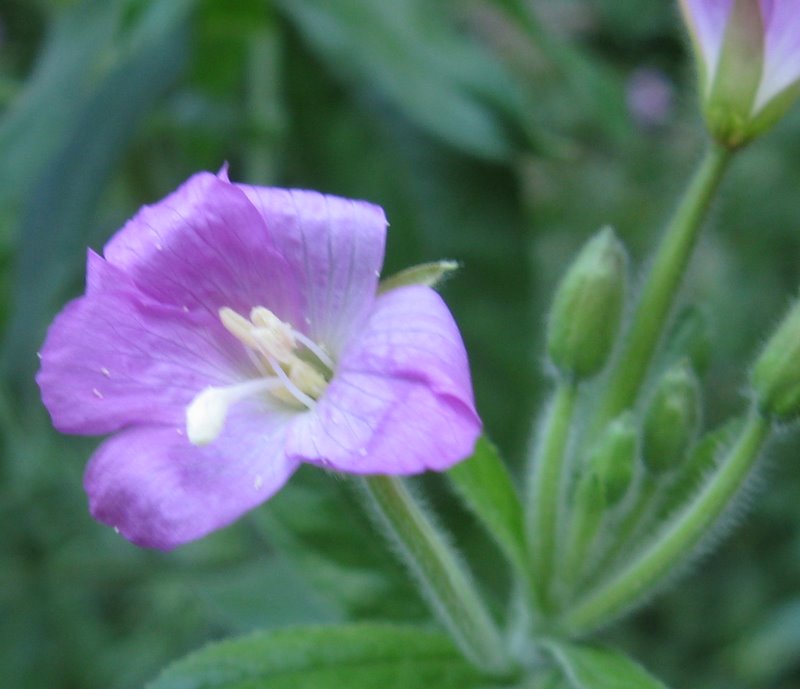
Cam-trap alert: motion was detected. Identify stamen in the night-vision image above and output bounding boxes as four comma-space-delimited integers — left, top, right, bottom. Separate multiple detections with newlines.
186, 378, 282, 446
249, 307, 296, 362
212, 305, 333, 429
293, 330, 334, 370
220, 307, 259, 349
267, 355, 317, 410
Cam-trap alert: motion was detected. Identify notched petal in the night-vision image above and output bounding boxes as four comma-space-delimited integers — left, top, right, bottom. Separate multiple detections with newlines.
37, 254, 248, 435
286, 285, 481, 474
103, 171, 301, 323
235, 184, 387, 353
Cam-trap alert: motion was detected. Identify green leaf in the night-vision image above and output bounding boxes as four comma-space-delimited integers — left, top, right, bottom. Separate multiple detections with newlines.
546, 642, 669, 689
147, 624, 487, 689
447, 437, 526, 573
0, 0, 196, 227
276, 0, 531, 160
2, 0, 194, 383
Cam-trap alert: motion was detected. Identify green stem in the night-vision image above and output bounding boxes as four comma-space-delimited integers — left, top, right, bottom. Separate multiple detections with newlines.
361, 475, 510, 675
561, 409, 770, 635
561, 479, 604, 595
592, 144, 733, 433
526, 381, 579, 611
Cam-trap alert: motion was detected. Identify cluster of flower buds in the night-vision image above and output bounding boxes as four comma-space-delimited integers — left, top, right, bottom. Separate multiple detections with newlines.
544, 232, 709, 593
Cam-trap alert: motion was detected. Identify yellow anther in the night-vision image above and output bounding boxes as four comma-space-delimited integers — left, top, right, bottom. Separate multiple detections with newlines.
288, 359, 328, 398
219, 307, 258, 349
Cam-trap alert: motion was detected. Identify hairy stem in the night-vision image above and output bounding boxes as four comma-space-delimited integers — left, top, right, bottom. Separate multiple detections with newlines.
561, 409, 770, 635
361, 475, 510, 674
591, 144, 733, 433
526, 381, 579, 612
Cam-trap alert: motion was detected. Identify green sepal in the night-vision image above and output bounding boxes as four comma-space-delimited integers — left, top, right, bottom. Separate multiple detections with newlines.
448, 436, 527, 573
545, 642, 670, 689
378, 260, 459, 294
703, 0, 764, 148
747, 79, 800, 140
146, 624, 487, 689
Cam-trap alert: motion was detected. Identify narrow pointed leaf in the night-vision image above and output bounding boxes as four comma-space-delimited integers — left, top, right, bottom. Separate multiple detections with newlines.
147, 624, 487, 689
276, 0, 531, 160
447, 436, 526, 572
547, 642, 670, 689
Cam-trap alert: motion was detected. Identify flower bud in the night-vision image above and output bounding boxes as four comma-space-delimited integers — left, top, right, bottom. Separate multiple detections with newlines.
546, 227, 627, 380
642, 361, 702, 473
680, 0, 800, 148
588, 412, 637, 506
752, 299, 800, 420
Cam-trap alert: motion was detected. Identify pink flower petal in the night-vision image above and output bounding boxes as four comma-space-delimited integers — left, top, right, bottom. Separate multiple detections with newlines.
85, 405, 299, 550
103, 172, 302, 326
680, 0, 735, 84
235, 184, 387, 356
286, 286, 481, 474
37, 252, 250, 435
756, 0, 800, 108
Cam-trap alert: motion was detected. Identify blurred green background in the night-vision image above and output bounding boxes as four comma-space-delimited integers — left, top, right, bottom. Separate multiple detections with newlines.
1, 1, 799, 687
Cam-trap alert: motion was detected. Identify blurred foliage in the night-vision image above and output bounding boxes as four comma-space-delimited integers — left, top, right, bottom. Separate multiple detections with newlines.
0, 1, 799, 688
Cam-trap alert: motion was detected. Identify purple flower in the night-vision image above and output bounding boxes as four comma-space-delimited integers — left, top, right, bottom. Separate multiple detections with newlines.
679, 0, 800, 145
37, 170, 481, 550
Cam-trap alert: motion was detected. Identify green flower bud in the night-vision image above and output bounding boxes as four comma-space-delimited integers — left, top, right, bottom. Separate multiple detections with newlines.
588, 412, 637, 506
642, 361, 702, 473
547, 227, 627, 381
752, 299, 800, 420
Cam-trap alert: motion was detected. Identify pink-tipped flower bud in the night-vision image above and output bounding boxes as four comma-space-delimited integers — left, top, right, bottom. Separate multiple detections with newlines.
679, 0, 800, 147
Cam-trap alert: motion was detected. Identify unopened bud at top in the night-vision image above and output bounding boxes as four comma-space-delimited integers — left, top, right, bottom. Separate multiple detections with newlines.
588, 412, 637, 506
547, 227, 627, 381
752, 299, 800, 420
642, 361, 702, 473
679, 0, 800, 148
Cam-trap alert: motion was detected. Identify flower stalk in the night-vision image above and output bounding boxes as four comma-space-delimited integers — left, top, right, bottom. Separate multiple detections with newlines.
361, 475, 510, 675
526, 380, 579, 611
591, 143, 733, 434
561, 407, 771, 636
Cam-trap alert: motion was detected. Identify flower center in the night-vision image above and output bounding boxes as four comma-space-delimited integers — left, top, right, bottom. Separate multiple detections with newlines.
186, 307, 332, 445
